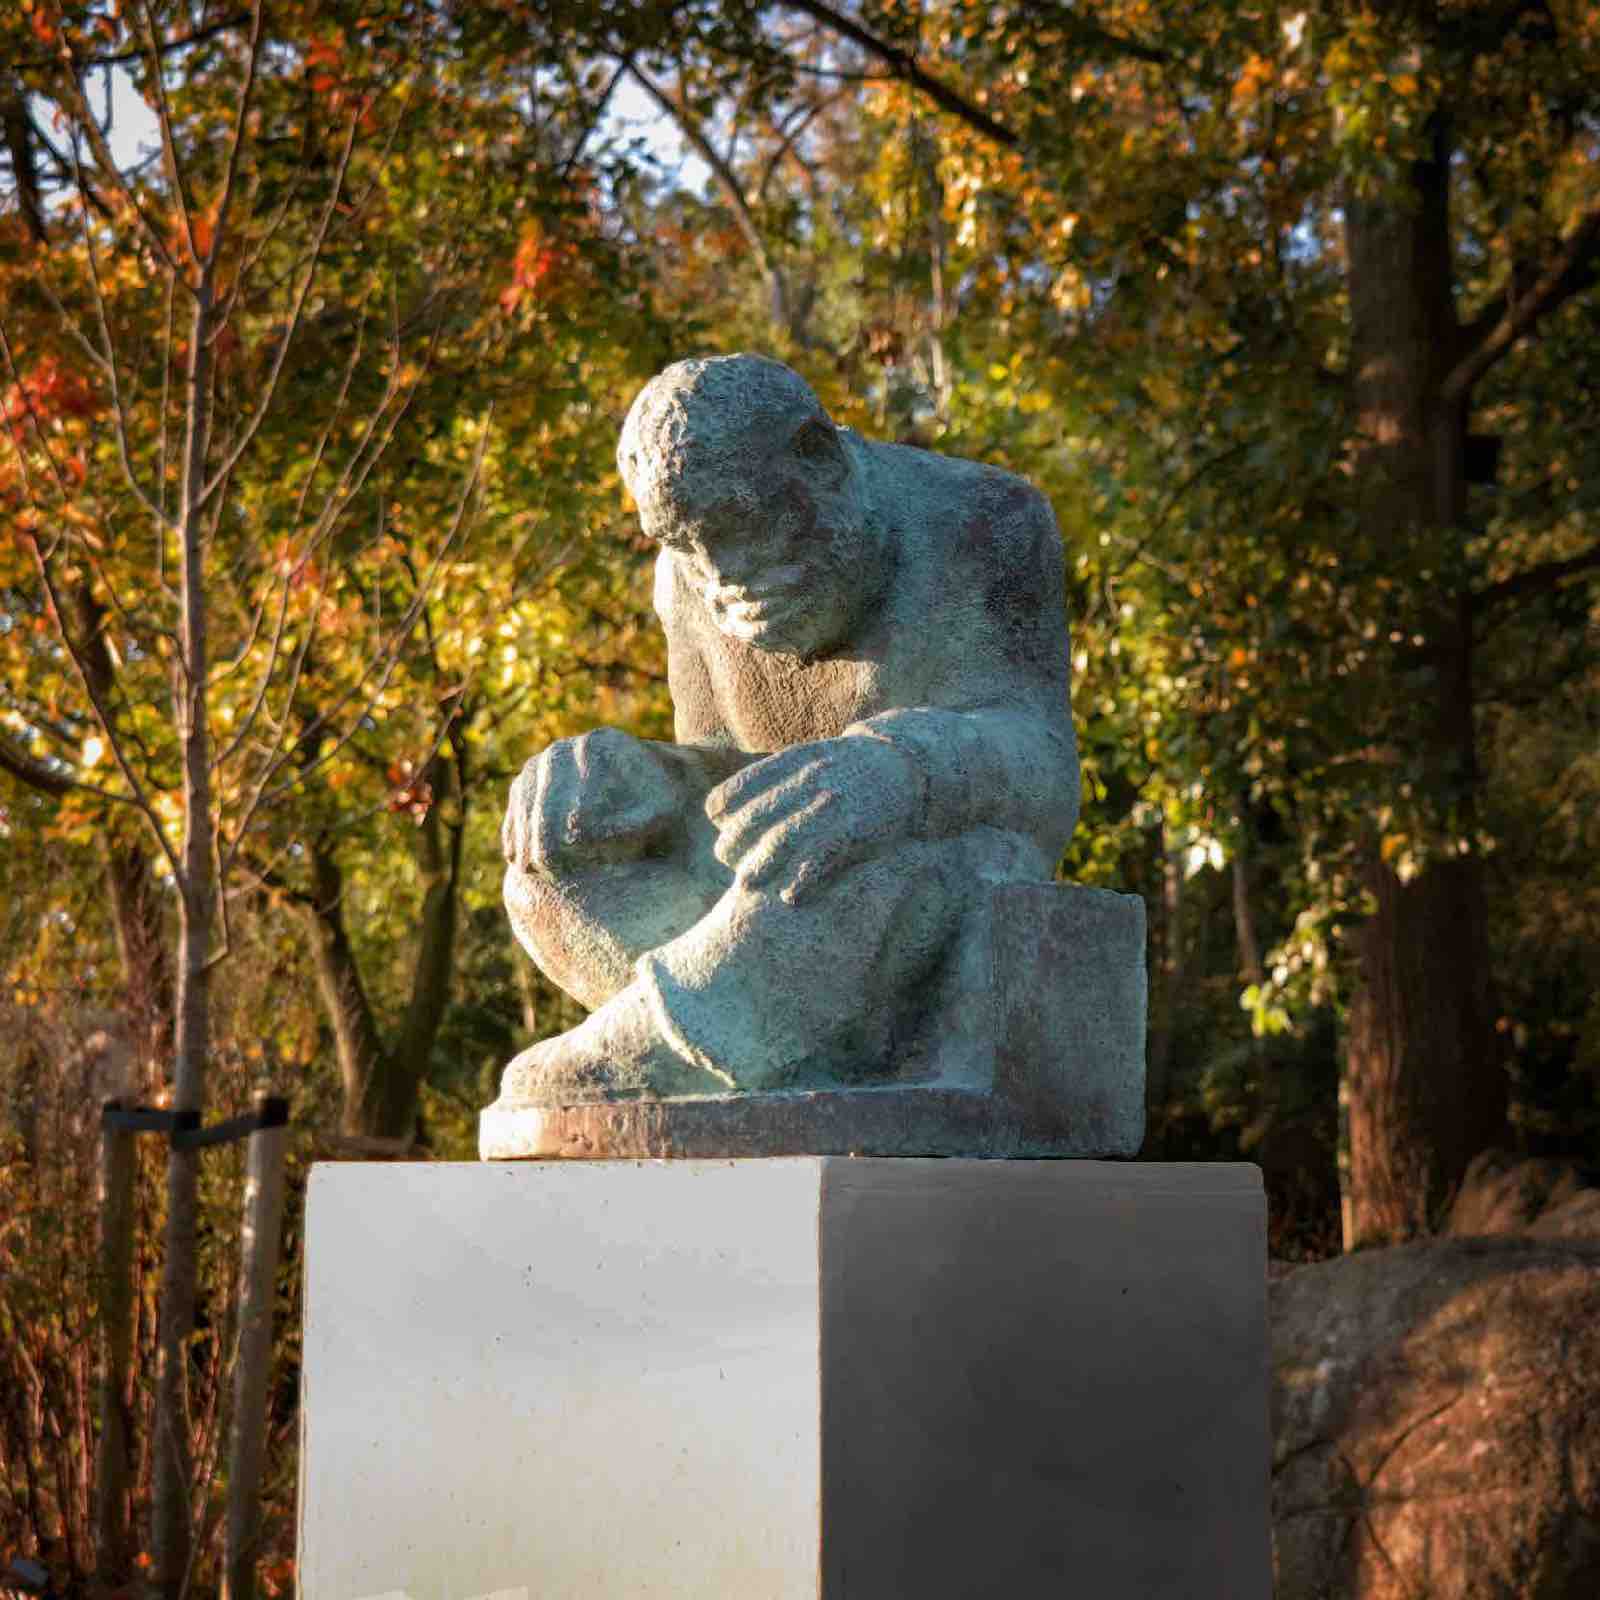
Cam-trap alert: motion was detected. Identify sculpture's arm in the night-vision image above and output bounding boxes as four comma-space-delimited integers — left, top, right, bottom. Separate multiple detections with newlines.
843, 698, 1079, 861
840, 468, 1080, 859
699, 696, 1077, 909
502, 730, 748, 1010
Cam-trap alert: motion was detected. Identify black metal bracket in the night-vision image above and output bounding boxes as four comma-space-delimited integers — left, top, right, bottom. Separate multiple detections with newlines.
101, 1097, 289, 1149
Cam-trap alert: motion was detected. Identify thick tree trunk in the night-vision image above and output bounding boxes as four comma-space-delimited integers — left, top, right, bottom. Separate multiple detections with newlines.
1345, 855, 1501, 1241
1340, 124, 1507, 1247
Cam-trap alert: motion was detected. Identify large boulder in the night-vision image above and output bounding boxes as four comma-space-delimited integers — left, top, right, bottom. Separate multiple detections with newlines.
1446, 1147, 1599, 1239
1271, 1234, 1600, 1598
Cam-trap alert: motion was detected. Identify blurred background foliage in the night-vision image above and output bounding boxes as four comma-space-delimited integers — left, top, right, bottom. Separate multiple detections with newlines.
2, 0, 1598, 1590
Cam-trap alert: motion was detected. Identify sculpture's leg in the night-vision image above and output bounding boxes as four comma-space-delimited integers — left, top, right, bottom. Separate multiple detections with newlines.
495, 828, 1049, 1105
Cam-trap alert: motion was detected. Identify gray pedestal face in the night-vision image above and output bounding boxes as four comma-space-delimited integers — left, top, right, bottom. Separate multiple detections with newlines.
299, 1161, 1269, 1600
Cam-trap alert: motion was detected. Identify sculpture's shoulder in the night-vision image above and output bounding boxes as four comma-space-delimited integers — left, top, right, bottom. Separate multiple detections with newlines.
860, 436, 1061, 585
859, 439, 1067, 688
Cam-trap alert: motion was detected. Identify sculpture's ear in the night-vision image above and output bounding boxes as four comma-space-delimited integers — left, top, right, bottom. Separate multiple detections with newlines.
791, 415, 845, 476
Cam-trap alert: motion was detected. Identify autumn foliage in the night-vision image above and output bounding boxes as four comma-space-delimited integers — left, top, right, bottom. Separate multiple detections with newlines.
1, 0, 1598, 1594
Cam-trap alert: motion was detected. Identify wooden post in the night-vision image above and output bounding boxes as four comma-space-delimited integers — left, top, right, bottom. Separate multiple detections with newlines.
94, 1099, 137, 1589
221, 1093, 289, 1600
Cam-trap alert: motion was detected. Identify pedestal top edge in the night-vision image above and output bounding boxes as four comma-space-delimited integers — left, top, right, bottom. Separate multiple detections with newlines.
307, 1157, 1263, 1194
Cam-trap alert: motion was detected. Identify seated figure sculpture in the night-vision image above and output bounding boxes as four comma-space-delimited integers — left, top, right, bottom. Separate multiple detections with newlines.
483, 354, 1145, 1159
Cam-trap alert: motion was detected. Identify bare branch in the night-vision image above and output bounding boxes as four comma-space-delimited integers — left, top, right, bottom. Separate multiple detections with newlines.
54, 37, 189, 283
1473, 540, 1600, 616
195, 110, 362, 509
757, 93, 842, 201
207, 0, 265, 273
222, 415, 492, 868
559, 61, 625, 178
210, 290, 376, 762
28, 272, 112, 376
15, 531, 179, 877
156, 266, 177, 531
622, 58, 790, 329
1443, 206, 1600, 404
67, 145, 176, 529
774, 0, 1019, 147
0, 739, 151, 811
136, 0, 201, 272
11, 11, 251, 73
0, 734, 70, 798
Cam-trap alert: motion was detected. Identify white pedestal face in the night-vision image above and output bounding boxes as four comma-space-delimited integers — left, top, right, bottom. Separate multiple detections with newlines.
299, 1160, 1269, 1600
299, 1162, 821, 1600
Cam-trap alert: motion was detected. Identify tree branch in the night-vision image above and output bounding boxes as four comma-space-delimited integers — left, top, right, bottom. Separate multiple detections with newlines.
195, 109, 362, 510
757, 92, 841, 201
620, 57, 792, 329
9, 11, 250, 72
0, 733, 71, 797
136, 0, 202, 273
54, 40, 189, 284
775, 0, 1019, 148
1472, 540, 1600, 615
1443, 206, 1600, 404
559, 60, 625, 177
1, 86, 48, 243
301, 835, 391, 1133
205, 0, 265, 273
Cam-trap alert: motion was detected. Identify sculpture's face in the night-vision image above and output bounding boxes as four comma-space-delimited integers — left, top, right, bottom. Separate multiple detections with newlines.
650, 420, 875, 658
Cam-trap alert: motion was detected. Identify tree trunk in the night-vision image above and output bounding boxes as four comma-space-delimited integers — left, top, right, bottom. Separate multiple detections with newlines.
221, 1092, 288, 1600
302, 751, 465, 1143
94, 1111, 137, 1588
1345, 855, 1500, 1243
100, 830, 174, 1090
77, 581, 175, 1091
1144, 824, 1185, 1153
388, 751, 465, 1129
303, 839, 394, 1139
1340, 122, 1507, 1247
153, 278, 219, 1600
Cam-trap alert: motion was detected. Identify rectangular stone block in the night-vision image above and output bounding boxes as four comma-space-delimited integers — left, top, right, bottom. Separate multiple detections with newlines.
299, 1159, 1269, 1600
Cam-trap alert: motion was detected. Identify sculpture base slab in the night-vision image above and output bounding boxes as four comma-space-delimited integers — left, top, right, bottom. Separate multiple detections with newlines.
479, 1082, 1141, 1159
298, 1158, 1270, 1600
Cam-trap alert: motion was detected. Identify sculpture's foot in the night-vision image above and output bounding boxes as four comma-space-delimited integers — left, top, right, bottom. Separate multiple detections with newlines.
495, 982, 720, 1107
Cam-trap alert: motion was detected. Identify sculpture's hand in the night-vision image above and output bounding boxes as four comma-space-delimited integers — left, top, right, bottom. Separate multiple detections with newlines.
704, 735, 921, 905
503, 728, 686, 876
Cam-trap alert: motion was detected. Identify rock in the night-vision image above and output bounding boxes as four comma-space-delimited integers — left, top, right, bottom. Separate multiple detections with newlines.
1446, 1147, 1598, 1238
1529, 1189, 1600, 1240
1271, 1235, 1600, 1598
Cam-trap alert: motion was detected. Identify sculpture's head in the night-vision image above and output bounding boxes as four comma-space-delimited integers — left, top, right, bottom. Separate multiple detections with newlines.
618, 354, 879, 657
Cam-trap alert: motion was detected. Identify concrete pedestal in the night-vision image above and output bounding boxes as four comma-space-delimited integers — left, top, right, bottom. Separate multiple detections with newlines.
299, 1160, 1269, 1600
